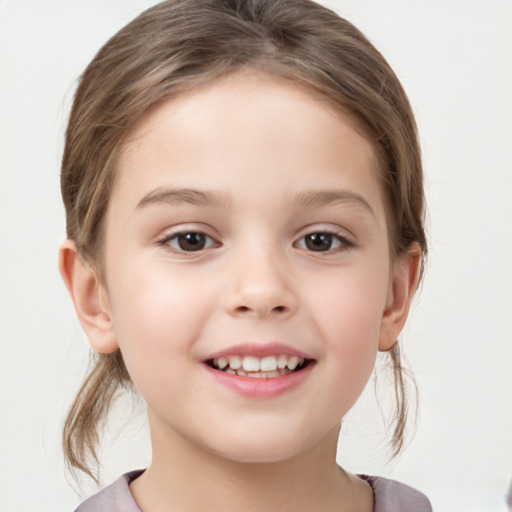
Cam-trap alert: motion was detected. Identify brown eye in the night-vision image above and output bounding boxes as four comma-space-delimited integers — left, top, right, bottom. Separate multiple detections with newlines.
304, 233, 333, 251
167, 232, 215, 252
296, 232, 351, 253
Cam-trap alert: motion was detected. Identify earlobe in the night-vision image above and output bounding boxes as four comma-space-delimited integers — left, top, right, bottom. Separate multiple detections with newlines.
378, 243, 421, 351
59, 240, 119, 354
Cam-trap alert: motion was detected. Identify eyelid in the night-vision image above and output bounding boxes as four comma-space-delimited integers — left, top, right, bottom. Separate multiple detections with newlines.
157, 225, 221, 254
293, 226, 355, 253
157, 222, 219, 240
172, 232, 216, 249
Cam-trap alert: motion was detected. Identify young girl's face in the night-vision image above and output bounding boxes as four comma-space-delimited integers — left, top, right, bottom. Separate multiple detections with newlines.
95, 71, 411, 463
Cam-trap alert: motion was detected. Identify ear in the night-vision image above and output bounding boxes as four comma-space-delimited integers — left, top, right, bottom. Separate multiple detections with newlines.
378, 243, 421, 351
59, 239, 119, 354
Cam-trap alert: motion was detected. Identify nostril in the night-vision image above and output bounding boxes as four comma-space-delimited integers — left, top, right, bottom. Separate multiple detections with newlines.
234, 305, 287, 314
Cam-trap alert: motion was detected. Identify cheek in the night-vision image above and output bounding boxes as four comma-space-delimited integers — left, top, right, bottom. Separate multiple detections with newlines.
323, 294, 381, 379
324, 292, 384, 349
107, 264, 213, 386
307, 266, 389, 389
311, 263, 388, 337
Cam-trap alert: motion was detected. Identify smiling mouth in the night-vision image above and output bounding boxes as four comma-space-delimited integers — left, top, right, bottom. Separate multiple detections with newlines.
206, 354, 312, 378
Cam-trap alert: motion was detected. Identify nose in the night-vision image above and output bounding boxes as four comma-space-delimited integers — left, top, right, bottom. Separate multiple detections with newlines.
224, 245, 298, 319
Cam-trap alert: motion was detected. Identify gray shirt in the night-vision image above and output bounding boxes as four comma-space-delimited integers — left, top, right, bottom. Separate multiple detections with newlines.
75, 470, 432, 511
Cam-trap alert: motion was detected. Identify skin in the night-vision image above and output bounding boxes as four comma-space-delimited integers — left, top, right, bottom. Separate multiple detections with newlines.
60, 71, 420, 512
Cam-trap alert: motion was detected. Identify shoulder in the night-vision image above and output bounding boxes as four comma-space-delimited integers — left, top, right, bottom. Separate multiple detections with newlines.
74, 470, 144, 512
362, 475, 432, 512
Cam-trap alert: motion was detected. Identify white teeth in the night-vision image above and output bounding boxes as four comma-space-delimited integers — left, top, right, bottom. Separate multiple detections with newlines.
287, 356, 300, 370
228, 355, 242, 370
242, 370, 287, 378
213, 354, 307, 373
242, 356, 260, 372
260, 356, 277, 372
216, 357, 228, 369
277, 354, 288, 369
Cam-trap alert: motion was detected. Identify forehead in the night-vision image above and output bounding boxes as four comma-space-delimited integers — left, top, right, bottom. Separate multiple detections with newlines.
114, 71, 385, 219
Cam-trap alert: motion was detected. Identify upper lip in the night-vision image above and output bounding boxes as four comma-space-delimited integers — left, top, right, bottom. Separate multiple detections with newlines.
204, 342, 314, 361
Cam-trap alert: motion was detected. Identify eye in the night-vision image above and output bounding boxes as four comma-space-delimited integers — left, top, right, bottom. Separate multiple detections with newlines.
163, 231, 217, 252
295, 232, 352, 252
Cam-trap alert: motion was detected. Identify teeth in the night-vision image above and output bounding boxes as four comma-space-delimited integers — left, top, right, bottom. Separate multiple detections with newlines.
216, 357, 228, 369
212, 354, 307, 373
242, 356, 260, 372
260, 356, 277, 372
287, 356, 300, 370
228, 355, 242, 370
243, 370, 281, 378
277, 354, 288, 369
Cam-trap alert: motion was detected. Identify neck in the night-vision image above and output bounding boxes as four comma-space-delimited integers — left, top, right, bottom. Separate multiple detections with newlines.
130, 414, 372, 512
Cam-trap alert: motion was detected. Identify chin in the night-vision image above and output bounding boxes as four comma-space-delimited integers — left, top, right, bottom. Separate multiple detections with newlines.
222, 446, 298, 464
202, 424, 322, 465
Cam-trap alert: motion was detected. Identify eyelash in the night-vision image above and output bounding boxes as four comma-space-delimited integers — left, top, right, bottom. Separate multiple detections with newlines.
158, 231, 217, 254
158, 229, 354, 255
294, 230, 354, 253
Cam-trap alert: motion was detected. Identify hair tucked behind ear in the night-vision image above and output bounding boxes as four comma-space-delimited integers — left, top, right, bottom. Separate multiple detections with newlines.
63, 352, 131, 482
61, 0, 427, 479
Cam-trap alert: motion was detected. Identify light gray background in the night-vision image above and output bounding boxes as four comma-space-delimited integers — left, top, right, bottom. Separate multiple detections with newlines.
1, 1, 511, 510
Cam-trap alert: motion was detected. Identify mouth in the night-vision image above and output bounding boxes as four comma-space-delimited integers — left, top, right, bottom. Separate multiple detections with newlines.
205, 354, 312, 378
202, 343, 315, 398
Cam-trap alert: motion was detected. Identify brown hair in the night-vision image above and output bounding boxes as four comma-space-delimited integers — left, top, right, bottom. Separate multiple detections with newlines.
61, 0, 427, 481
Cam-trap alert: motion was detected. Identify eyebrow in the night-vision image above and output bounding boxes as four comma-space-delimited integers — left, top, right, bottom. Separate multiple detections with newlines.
136, 187, 375, 217
289, 189, 376, 217
137, 188, 231, 209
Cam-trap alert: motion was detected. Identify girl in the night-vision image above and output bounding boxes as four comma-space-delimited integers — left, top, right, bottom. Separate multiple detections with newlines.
59, 0, 431, 510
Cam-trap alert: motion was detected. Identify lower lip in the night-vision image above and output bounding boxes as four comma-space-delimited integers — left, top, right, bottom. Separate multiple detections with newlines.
203, 362, 314, 399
